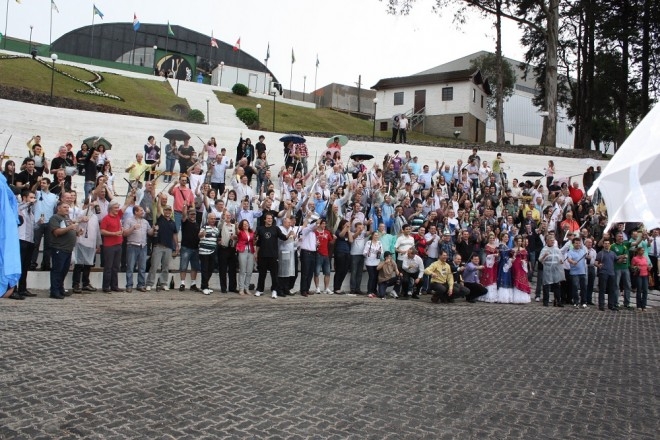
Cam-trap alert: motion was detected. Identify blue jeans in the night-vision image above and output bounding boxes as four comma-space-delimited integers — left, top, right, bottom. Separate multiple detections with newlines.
179, 246, 201, 272
349, 255, 365, 292
598, 272, 617, 309
126, 244, 148, 288
423, 256, 437, 291
174, 212, 182, 233
570, 273, 587, 305
378, 276, 400, 298
84, 181, 95, 201
165, 157, 176, 182
50, 249, 72, 297
635, 275, 649, 309
615, 269, 632, 306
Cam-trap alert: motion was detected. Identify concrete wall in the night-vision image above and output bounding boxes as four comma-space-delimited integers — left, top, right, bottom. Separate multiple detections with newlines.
315, 84, 376, 114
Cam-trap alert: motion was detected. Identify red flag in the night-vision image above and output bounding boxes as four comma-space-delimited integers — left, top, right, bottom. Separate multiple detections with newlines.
210, 32, 218, 48
233, 37, 241, 52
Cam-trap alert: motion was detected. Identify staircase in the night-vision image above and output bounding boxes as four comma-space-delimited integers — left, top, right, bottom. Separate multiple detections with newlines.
405, 107, 426, 132
167, 79, 247, 129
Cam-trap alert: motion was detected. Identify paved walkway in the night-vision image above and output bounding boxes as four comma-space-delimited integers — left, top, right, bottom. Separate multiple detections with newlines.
1, 292, 657, 438
168, 79, 247, 129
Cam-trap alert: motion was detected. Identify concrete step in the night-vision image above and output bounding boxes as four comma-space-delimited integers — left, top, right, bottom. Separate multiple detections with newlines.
167, 79, 246, 129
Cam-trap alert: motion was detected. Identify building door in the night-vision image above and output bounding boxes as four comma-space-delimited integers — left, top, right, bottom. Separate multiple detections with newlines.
414, 90, 426, 114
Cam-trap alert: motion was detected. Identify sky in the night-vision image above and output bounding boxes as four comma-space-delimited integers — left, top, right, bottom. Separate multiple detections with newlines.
3, 0, 527, 91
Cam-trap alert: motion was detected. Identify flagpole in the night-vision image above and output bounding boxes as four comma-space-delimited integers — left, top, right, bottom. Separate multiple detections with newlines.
131, 28, 138, 65
289, 62, 293, 100
263, 58, 268, 94
314, 59, 319, 106
165, 30, 169, 57
49, 0, 53, 48
3, 0, 9, 50
235, 50, 240, 85
89, 11, 95, 65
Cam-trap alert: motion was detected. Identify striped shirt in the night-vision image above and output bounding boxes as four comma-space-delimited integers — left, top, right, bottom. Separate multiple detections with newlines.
199, 225, 219, 255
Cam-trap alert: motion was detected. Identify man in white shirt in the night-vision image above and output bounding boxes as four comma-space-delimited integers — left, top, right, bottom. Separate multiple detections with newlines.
233, 175, 254, 202
349, 222, 368, 295
210, 149, 233, 195
401, 248, 424, 299
394, 224, 414, 269
417, 160, 439, 190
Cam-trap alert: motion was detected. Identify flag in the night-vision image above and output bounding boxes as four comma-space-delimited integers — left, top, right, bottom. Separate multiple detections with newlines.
210, 32, 218, 48
15, 0, 22, 4
233, 37, 240, 52
51, 0, 59, 13
291, 48, 295, 64
133, 13, 141, 31
316, 54, 319, 67
0, 32, 3, 42
93, 4, 104, 19
266, 43, 270, 61
167, 22, 174, 37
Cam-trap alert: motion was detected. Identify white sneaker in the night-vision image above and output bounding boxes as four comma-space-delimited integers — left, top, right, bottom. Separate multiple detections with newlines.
535, 296, 540, 302
325, 288, 333, 294
271, 290, 277, 299
390, 291, 399, 299
145, 286, 152, 291
255, 291, 263, 297
161, 286, 170, 291
582, 304, 587, 309
203, 289, 212, 295
315, 287, 321, 294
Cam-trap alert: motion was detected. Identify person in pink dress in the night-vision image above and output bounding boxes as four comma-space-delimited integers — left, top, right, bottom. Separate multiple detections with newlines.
477, 233, 499, 302
511, 235, 532, 303
631, 246, 651, 311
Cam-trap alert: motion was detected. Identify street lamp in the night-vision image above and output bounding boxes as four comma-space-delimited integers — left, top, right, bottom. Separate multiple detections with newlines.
28, 25, 33, 54
49, 53, 58, 105
271, 83, 278, 132
372, 97, 378, 141
218, 61, 224, 87
256, 103, 261, 128
152, 45, 158, 75
206, 98, 210, 125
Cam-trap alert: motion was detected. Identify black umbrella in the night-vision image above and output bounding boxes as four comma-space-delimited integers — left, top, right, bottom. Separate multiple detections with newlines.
82, 136, 112, 150
522, 171, 544, 177
350, 152, 375, 161
164, 129, 191, 141
279, 134, 306, 144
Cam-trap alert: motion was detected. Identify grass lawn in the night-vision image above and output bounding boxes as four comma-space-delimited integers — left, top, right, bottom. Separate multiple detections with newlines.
215, 91, 458, 143
0, 57, 188, 119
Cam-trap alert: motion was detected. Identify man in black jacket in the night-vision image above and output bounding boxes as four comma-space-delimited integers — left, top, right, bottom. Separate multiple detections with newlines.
255, 213, 294, 299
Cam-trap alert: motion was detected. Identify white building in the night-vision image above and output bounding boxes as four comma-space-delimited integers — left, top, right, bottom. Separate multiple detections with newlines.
415, 51, 575, 148
372, 69, 492, 142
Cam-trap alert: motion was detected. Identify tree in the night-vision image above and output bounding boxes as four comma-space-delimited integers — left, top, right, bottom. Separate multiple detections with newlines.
469, 53, 516, 118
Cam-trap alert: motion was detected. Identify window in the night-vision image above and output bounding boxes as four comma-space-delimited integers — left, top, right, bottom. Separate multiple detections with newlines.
441, 87, 453, 101
454, 116, 463, 127
481, 95, 484, 108
380, 121, 388, 131
472, 89, 476, 102
393, 92, 404, 106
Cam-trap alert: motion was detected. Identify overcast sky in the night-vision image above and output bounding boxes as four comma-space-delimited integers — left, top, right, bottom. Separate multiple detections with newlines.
4, 0, 526, 90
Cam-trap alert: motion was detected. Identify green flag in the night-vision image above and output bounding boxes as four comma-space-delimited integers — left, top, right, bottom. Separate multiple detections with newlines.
167, 22, 174, 37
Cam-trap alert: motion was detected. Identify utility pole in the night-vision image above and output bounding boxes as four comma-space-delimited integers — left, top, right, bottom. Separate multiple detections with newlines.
354, 75, 362, 113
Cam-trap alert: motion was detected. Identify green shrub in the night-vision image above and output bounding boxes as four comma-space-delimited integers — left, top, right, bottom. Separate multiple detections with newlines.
187, 109, 205, 123
232, 83, 249, 96
236, 107, 259, 126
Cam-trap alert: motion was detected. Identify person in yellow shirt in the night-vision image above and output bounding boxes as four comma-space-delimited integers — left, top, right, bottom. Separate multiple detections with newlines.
424, 250, 455, 303
125, 153, 153, 188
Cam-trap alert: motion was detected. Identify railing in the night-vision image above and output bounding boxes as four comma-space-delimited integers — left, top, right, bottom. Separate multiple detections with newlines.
406, 106, 426, 131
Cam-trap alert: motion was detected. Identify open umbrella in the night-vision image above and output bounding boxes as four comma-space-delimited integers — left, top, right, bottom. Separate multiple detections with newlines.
522, 171, 544, 177
279, 134, 306, 144
580, 158, 599, 169
164, 129, 191, 141
326, 134, 349, 147
589, 103, 660, 229
350, 152, 374, 161
82, 136, 112, 150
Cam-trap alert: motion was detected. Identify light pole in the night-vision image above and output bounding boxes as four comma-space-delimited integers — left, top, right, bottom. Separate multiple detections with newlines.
271, 84, 278, 132
28, 25, 33, 54
206, 98, 210, 125
372, 97, 378, 141
256, 103, 261, 128
49, 53, 58, 105
218, 61, 224, 87
152, 45, 158, 75
303, 75, 306, 102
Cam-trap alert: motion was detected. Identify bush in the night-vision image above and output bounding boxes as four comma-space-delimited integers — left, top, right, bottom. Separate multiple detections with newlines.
187, 109, 205, 123
236, 108, 259, 126
232, 83, 249, 96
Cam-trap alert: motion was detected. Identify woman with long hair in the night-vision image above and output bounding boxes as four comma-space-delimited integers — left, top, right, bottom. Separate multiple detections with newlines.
333, 218, 352, 294
164, 139, 178, 183
101, 162, 116, 196
546, 160, 555, 188
254, 151, 268, 195
3, 160, 17, 187
236, 219, 255, 295
511, 235, 532, 303
496, 232, 514, 303
95, 144, 110, 173
224, 189, 240, 220
76, 143, 90, 176
363, 231, 383, 297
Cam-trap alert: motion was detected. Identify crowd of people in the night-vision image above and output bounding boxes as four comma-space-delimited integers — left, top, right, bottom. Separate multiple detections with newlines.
0, 135, 654, 312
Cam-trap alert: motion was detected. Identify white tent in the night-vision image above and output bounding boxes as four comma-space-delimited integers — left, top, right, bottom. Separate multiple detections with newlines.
589, 104, 660, 229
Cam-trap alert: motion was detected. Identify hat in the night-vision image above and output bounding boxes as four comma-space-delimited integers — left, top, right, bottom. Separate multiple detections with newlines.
384, 251, 392, 258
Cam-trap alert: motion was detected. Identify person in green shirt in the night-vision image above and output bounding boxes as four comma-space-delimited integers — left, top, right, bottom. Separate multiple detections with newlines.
492, 153, 505, 184
611, 232, 633, 309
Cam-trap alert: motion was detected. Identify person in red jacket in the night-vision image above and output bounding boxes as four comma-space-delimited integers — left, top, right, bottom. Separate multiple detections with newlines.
568, 179, 584, 205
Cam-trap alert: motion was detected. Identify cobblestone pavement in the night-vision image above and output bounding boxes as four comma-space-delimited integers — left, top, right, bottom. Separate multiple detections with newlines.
1, 291, 658, 439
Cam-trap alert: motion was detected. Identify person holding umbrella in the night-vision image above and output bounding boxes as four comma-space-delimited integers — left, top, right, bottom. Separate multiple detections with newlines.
164, 139, 178, 183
